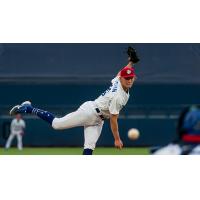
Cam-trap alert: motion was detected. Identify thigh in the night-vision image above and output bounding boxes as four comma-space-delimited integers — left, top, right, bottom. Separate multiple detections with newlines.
8, 133, 15, 141
16, 134, 22, 141
84, 122, 104, 150
52, 103, 99, 130
52, 109, 89, 130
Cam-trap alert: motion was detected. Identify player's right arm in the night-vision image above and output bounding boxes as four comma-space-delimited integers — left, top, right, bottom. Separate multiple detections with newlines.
22, 120, 26, 129
110, 114, 123, 149
20, 120, 26, 135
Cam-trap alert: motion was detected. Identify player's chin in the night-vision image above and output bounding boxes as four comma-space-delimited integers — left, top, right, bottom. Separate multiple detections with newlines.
126, 84, 133, 89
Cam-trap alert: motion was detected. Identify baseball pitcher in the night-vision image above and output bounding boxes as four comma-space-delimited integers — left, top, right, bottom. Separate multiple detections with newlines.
9, 47, 139, 155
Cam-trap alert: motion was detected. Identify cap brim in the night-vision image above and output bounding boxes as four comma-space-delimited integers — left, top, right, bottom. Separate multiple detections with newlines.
121, 74, 136, 78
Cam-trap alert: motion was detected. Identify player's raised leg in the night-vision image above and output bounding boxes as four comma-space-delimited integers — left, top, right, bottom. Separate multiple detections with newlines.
10, 101, 55, 125
9, 101, 95, 131
52, 110, 89, 130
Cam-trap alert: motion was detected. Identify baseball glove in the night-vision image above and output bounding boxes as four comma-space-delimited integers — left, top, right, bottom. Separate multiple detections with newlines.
127, 46, 140, 63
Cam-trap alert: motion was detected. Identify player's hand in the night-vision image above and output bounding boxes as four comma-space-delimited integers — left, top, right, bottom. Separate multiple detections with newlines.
20, 131, 24, 136
127, 46, 140, 63
114, 139, 123, 149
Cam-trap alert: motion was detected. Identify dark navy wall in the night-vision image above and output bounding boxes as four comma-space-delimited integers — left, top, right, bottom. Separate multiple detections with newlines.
0, 43, 200, 83
0, 83, 200, 108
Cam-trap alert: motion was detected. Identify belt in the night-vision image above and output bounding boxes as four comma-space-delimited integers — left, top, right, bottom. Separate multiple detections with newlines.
95, 108, 105, 120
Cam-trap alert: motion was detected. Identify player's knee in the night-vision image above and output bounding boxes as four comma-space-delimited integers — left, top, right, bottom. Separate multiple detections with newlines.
52, 118, 63, 130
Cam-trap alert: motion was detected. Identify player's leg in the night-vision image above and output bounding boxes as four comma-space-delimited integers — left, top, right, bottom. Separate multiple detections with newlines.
52, 110, 90, 130
5, 133, 15, 149
10, 101, 55, 125
83, 122, 104, 155
10, 101, 98, 131
16, 134, 23, 150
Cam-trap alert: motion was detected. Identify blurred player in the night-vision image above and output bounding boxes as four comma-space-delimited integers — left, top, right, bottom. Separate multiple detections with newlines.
5, 114, 26, 150
9, 47, 139, 155
151, 105, 200, 155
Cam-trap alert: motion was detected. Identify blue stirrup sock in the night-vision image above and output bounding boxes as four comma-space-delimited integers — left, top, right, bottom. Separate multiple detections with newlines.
83, 148, 93, 155
32, 108, 55, 125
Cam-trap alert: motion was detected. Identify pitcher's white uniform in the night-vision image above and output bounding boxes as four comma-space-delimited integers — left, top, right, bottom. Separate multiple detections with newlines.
52, 76, 130, 150
5, 118, 26, 150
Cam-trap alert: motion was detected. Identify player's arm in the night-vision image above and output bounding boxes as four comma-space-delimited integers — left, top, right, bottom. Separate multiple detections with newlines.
116, 46, 139, 76
20, 120, 26, 135
23, 120, 26, 129
110, 114, 123, 149
116, 61, 133, 76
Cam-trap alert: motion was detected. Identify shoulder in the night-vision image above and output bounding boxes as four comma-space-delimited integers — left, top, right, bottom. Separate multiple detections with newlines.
12, 119, 16, 123
111, 76, 119, 84
20, 119, 25, 124
109, 94, 124, 114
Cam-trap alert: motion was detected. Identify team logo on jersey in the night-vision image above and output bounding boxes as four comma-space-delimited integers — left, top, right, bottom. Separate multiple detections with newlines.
127, 69, 131, 74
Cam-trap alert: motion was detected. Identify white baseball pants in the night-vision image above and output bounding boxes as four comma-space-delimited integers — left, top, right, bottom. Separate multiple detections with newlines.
52, 101, 104, 150
5, 132, 23, 150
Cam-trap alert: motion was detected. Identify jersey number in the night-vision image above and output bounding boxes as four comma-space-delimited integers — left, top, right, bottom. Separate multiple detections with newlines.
101, 86, 112, 96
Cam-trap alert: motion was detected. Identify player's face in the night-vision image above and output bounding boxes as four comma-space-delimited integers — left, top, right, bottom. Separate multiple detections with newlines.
16, 114, 21, 120
120, 77, 135, 90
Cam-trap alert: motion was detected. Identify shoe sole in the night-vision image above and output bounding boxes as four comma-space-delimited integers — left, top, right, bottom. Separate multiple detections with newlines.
22, 101, 31, 106
9, 101, 32, 116
9, 105, 20, 115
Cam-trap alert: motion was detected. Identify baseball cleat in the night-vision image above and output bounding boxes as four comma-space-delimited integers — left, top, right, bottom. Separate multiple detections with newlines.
9, 101, 32, 115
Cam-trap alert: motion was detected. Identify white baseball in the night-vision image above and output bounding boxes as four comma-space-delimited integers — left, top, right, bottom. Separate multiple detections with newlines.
128, 128, 140, 140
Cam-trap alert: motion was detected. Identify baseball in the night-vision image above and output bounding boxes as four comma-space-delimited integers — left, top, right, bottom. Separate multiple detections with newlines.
128, 128, 140, 140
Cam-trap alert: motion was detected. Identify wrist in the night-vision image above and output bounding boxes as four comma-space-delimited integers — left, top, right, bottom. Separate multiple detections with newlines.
126, 62, 133, 68
115, 137, 121, 141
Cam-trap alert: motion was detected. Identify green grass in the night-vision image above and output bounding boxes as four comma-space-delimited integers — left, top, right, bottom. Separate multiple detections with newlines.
0, 147, 149, 155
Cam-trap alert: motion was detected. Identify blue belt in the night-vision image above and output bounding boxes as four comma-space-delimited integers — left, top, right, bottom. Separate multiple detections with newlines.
95, 108, 105, 120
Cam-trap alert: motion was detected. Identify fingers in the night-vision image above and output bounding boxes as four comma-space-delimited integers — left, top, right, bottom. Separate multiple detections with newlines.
115, 141, 123, 149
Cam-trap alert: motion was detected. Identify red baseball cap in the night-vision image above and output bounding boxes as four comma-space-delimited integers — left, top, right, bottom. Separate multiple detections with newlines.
120, 67, 136, 78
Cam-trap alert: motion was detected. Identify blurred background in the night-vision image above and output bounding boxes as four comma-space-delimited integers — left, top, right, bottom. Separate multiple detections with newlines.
0, 43, 200, 154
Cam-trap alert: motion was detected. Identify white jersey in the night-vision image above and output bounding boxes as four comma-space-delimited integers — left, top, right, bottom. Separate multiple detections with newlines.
11, 119, 26, 134
94, 76, 129, 118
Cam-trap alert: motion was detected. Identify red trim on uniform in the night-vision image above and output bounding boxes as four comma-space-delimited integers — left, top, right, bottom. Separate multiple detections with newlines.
182, 134, 200, 143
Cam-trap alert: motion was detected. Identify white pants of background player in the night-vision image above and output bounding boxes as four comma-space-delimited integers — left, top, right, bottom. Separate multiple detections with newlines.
52, 101, 104, 150
153, 143, 200, 155
153, 144, 182, 155
5, 132, 23, 150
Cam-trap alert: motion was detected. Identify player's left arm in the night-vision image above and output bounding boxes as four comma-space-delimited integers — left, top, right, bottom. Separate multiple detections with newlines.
116, 61, 134, 76
21, 120, 26, 135
116, 46, 139, 77
110, 114, 123, 149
